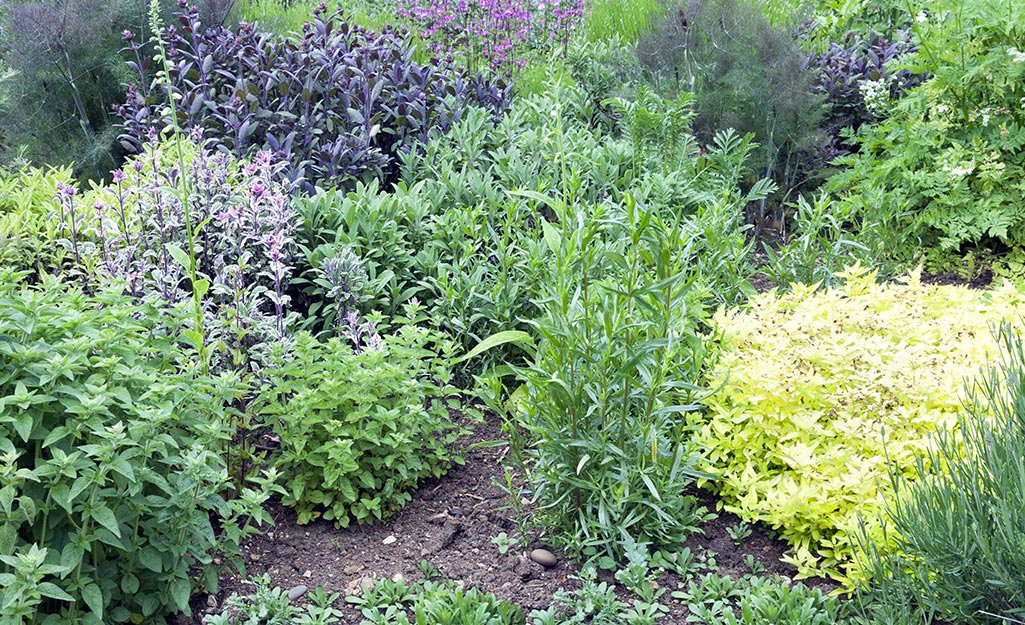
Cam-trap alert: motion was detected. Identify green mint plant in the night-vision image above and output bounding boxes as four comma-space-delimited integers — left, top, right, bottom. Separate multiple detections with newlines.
0, 272, 275, 624
256, 314, 467, 527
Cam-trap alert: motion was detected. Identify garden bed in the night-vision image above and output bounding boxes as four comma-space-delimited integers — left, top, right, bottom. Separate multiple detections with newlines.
199, 413, 835, 624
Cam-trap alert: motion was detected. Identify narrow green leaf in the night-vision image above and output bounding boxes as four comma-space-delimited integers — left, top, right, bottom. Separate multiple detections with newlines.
165, 243, 192, 274
169, 577, 191, 612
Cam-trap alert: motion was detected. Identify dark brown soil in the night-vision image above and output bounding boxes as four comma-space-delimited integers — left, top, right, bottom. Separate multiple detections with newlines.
186, 412, 841, 624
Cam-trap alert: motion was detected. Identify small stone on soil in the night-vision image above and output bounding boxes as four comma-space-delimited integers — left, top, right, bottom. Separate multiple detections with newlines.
529, 548, 557, 568
382, 535, 397, 545
287, 585, 308, 601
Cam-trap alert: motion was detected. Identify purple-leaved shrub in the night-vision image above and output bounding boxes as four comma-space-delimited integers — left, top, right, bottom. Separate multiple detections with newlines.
396, 0, 588, 75
117, 1, 511, 194
802, 28, 924, 158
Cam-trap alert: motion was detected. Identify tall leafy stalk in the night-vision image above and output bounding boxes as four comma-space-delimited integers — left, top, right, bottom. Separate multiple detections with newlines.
146, 0, 210, 371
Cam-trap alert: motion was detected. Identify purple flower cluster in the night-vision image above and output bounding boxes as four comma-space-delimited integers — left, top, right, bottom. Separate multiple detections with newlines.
84, 137, 298, 370
397, 0, 588, 75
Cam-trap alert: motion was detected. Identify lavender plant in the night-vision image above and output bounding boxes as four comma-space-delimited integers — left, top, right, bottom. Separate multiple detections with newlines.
396, 0, 588, 76
117, 1, 511, 194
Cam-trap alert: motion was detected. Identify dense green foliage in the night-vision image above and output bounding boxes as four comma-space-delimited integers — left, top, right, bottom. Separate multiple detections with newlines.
0, 166, 73, 281
0, 272, 273, 624
827, 0, 1025, 254
256, 322, 465, 528
5, 0, 1025, 622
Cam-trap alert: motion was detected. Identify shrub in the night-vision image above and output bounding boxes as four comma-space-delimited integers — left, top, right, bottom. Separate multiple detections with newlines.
803, 28, 923, 158
825, 0, 1025, 255
255, 318, 467, 527
855, 323, 1025, 624
63, 137, 298, 377
396, 0, 588, 76
697, 264, 1025, 583
117, 2, 511, 195
636, 0, 825, 203
0, 271, 273, 623
0, 165, 74, 281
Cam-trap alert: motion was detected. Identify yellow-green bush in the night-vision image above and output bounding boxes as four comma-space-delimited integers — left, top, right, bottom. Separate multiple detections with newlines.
0, 165, 73, 280
696, 264, 1025, 584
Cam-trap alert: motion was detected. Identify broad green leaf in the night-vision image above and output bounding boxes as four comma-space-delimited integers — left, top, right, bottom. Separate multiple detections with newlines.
169, 577, 191, 612
81, 581, 103, 619
89, 506, 121, 538
37, 582, 74, 602
453, 330, 533, 364
138, 546, 162, 573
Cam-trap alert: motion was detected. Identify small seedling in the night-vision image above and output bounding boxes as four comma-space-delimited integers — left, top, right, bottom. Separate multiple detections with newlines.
726, 520, 752, 547
744, 554, 765, 575
491, 531, 514, 555
417, 559, 439, 580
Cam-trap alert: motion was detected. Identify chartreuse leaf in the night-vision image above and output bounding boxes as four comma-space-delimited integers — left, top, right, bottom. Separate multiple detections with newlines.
699, 268, 1025, 583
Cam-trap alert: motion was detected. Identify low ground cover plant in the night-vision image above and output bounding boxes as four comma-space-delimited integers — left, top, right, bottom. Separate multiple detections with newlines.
349, 571, 525, 625
698, 264, 1025, 583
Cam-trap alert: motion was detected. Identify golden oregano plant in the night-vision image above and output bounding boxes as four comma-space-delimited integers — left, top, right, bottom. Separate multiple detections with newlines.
696, 263, 1025, 584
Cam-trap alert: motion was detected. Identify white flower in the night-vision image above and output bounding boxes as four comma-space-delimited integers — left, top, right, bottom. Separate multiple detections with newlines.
1008, 48, 1025, 63
916, 11, 928, 23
